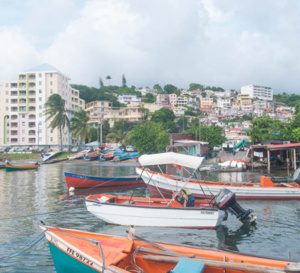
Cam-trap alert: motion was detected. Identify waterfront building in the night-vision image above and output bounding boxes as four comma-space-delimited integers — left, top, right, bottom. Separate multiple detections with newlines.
156, 94, 169, 105
176, 96, 188, 107
0, 63, 84, 147
241, 84, 273, 101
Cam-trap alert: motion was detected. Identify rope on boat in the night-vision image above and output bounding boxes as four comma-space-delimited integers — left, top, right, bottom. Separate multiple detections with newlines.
0, 231, 45, 261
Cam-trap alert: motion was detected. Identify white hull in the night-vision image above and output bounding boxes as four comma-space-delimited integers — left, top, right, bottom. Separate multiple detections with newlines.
136, 168, 300, 200
40, 151, 60, 162
68, 150, 89, 160
85, 200, 225, 228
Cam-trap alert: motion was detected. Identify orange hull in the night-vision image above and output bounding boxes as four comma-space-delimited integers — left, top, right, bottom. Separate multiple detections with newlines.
42, 225, 297, 273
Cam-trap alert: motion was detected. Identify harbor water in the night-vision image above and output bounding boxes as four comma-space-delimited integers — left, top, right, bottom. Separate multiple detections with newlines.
0, 162, 300, 272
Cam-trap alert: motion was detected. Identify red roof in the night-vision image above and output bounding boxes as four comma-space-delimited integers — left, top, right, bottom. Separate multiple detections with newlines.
266, 143, 300, 150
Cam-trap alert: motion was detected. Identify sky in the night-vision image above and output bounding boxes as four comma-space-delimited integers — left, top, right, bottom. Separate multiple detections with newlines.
0, 0, 300, 94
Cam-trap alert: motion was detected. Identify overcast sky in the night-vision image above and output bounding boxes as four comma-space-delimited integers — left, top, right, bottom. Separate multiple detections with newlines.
0, 0, 299, 94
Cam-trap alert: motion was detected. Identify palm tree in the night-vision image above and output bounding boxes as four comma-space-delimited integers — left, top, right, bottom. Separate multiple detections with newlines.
70, 110, 92, 145
106, 75, 111, 85
106, 120, 126, 145
44, 94, 70, 150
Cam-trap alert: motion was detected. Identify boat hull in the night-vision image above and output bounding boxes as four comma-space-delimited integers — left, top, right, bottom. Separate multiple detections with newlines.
64, 172, 144, 188
136, 168, 300, 200
85, 197, 225, 228
5, 164, 39, 172
43, 225, 293, 273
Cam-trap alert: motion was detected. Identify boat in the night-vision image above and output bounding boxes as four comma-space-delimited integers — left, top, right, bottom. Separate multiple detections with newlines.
136, 152, 300, 200
129, 152, 139, 158
0, 163, 5, 169
42, 225, 300, 273
201, 160, 248, 172
113, 152, 130, 161
99, 152, 115, 161
64, 172, 144, 188
84, 151, 100, 161
5, 161, 40, 172
40, 151, 61, 162
67, 150, 90, 160
85, 188, 256, 228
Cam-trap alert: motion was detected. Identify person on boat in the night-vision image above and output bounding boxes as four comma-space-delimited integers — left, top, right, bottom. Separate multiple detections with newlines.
5, 160, 11, 165
175, 188, 195, 207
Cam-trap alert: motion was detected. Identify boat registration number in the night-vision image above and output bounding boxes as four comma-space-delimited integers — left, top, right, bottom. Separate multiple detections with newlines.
200, 211, 214, 215
67, 247, 94, 266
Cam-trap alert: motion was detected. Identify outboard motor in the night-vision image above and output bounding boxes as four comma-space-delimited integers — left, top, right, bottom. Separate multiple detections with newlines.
213, 188, 255, 224
293, 168, 300, 185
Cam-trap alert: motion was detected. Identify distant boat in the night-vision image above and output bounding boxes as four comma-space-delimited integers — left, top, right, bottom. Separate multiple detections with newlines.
5, 162, 40, 172
99, 152, 115, 161
40, 151, 61, 161
113, 152, 130, 161
83, 151, 100, 161
64, 171, 144, 188
129, 152, 139, 158
67, 150, 90, 160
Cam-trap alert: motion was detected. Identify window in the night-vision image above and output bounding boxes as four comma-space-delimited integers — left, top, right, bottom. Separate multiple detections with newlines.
7, 138, 9, 142
39, 89, 42, 94
6, 107, 8, 111
50, 89, 53, 93
6, 91, 8, 95
50, 137, 53, 142
50, 129, 53, 133
6, 83, 8, 87
22, 129, 25, 133
7, 130, 9, 134
22, 137, 25, 141
39, 105, 42, 109
39, 73, 42, 77
22, 114, 25, 118
22, 122, 25, 126
50, 73, 53, 77
39, 97, 42, 102
50, 81, 53, 86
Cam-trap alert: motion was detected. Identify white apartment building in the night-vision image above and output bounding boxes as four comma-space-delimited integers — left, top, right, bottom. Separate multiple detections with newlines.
176, 96, 188, 107
241, 85, 273, 101
217, 97, 231, 109
253, 100, 274, 116
117, 94, 141, 105
136, 88, 158, 96
0, 63, 85, 147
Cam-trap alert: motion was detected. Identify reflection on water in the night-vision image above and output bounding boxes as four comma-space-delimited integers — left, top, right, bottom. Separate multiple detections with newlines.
0, 165, 300, 272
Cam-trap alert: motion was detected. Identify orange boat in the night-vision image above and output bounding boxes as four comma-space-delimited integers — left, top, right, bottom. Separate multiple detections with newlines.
42, 225, 300, 273
5, 162, 39, 172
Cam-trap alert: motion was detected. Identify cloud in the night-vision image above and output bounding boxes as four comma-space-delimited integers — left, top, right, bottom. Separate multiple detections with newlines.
0, 0, 300, 93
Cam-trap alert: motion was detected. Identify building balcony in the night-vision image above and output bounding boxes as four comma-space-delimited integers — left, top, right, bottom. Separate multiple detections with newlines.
28, 83, 36, 88
29, 107, 36, 112
29, 130, 36, 135
11, 115, 18, 120
29, 114, 36, 120
11, 138, 18, 143
11, 107, 18, 112
19, 108, 27, 112
29, 91, 36, 96
19, 91, 27, 96
11, 99, 18, 104
11, 91, 18, 96
28, 138, 36, 143
29, 123, 36, 128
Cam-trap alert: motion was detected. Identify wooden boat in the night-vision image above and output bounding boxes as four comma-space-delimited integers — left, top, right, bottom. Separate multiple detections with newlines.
42, 225, 300, 273
129, 151, 139, 158
85, 189, 256, 228
5, 162, 39, 172
84, 151, 100, 161
40, 151, 61, 161
64, 172, 144, 188
0, 164, 5, 169
136, 153, 300, 200
99, 152, 115, 161
67, 150, 90, 160
113, 153, 130, 161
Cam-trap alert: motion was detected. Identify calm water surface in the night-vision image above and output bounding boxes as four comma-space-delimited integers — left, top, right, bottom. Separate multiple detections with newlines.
0, 162, 300, 272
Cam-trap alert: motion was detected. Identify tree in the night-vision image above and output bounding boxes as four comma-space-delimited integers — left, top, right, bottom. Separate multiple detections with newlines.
177, 115, 189, 132
122, 74, 127, 87
44, 94, 70, 150
189, 83, 204, 91
99, 77, 104, 88
70, 110, 92, 145
151, 108, 176, 132
184, 120, 226, 150
153, 84, 162, 92
144, 93, 155, 103
106, 75, 111, 85
106, 121, 126, 144
164, 84, 177, 94
127, 121, 170, 154
139, 107, 150, 120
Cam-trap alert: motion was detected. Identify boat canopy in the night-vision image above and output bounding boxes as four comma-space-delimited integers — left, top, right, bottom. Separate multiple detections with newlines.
138, 152, 204, 169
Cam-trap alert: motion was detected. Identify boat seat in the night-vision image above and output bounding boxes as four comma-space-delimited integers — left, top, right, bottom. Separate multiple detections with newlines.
169, 258, 205, 273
